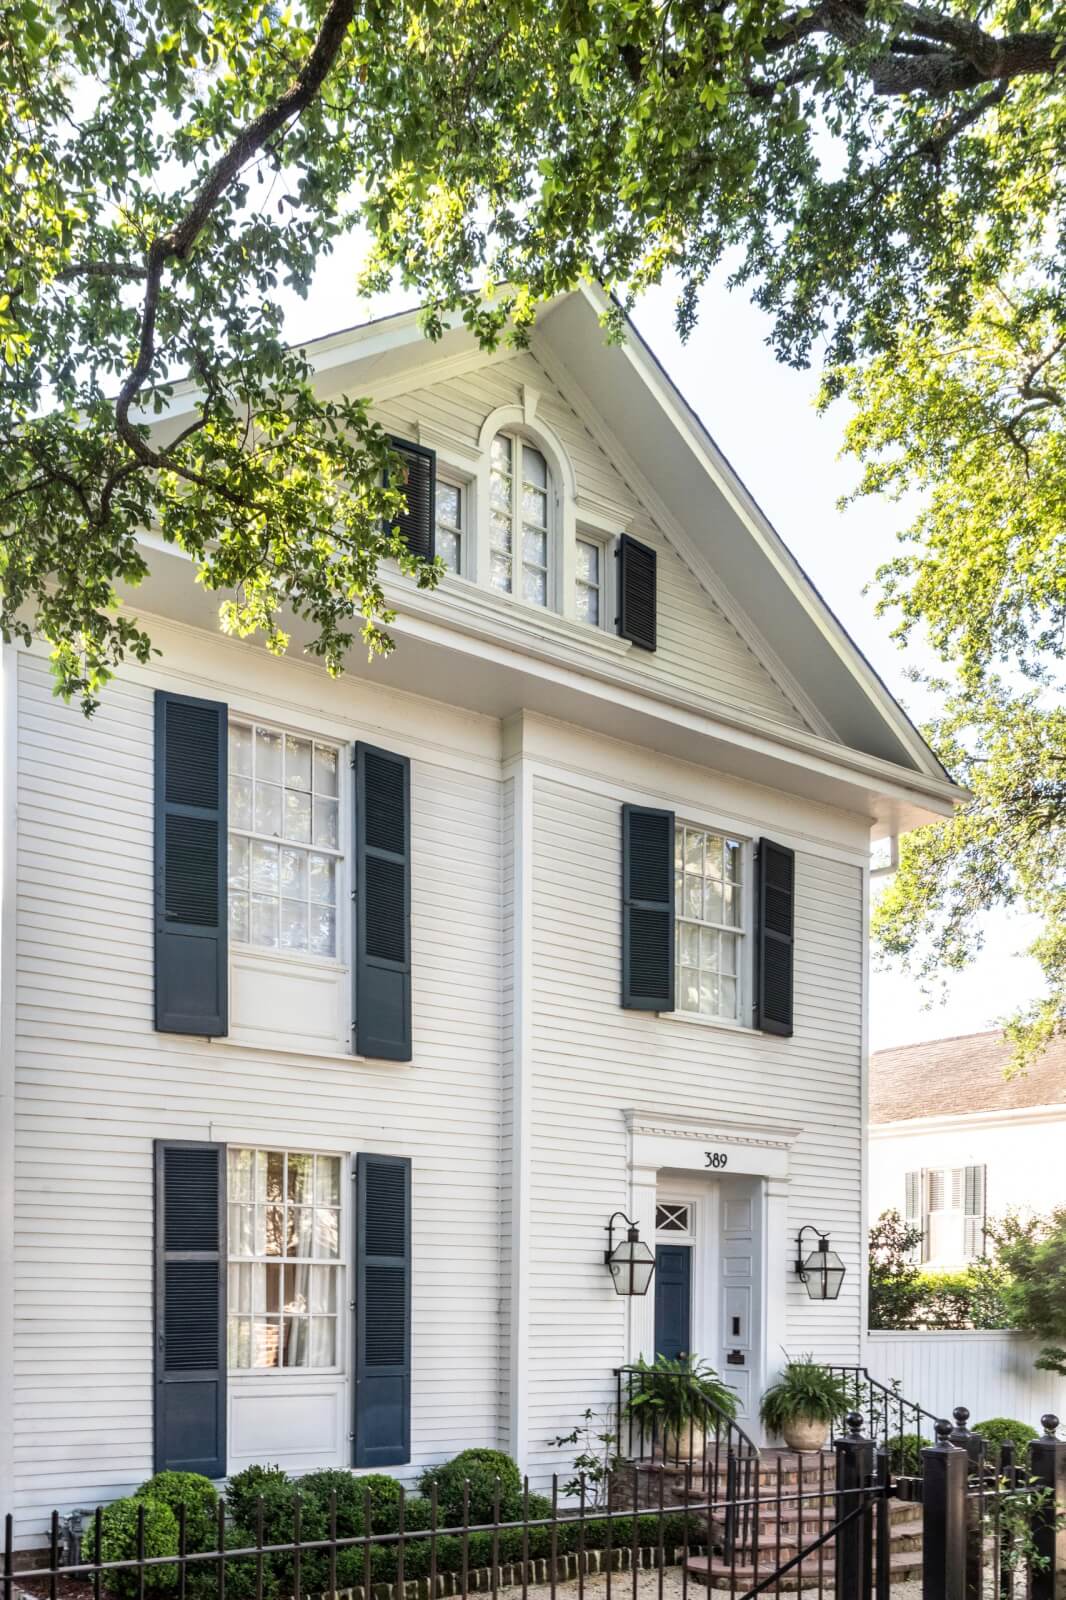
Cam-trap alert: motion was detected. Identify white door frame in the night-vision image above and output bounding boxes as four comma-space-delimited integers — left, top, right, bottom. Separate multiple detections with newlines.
624, 1109, 801, 1440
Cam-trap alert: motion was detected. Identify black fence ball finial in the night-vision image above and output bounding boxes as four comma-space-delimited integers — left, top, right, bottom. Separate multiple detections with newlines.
846, 1411, 864, 1438
934, 1418, 954, 1444
1041, 1414, 1060, 1437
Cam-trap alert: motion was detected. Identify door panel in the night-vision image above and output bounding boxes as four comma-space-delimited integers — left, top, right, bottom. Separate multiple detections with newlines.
654, 1244, 692, 1360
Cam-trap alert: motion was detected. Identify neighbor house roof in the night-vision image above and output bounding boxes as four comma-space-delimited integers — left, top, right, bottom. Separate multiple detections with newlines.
870, 1031, 1066, 1124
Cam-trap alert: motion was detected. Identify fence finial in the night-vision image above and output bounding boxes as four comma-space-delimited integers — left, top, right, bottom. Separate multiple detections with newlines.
845, 1411, 864, 1438
952, 1406, 970, 1427
934, 1418, 954, 1445
1040, 1414, 1060, 1437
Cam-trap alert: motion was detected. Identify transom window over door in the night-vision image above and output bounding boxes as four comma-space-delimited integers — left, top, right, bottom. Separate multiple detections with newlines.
675, 825, 744, 1020
489, 432, 551, 606
228, 1148, 342, 1370
228, 720, 341, 958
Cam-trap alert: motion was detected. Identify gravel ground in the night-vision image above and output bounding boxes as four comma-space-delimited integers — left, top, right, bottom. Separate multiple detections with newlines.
522, 1562, 1025, 1600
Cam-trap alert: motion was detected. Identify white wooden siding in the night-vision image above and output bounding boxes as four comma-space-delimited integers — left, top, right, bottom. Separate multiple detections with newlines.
523, 775, 864, 1480
10, 647, 506, 1543
373, 352, 815, 735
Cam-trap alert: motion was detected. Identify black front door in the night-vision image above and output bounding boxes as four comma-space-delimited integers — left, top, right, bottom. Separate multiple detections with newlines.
654, 1243, 692, 1360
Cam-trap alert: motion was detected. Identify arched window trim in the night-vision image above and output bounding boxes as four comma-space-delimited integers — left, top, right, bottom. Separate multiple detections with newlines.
475, 405, 578, 617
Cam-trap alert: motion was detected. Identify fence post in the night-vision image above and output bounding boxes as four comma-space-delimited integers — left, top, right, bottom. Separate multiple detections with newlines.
949, 1407, 984, 1600
836, 1410, 875, 1600
922, 1419, 967, 1600
1029, 1414, 1066, 1600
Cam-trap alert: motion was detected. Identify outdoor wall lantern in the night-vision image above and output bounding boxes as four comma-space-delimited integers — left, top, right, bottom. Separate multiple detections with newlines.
795, 1227, 846, 1301
604, 1211, 656, 1296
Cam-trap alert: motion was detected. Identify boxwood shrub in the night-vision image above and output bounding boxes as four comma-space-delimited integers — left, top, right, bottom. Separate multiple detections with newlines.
82, 1497, 179, 1600
973, 1418, 1039, 1458
134, 1472, 219, 1553
419, 1449, 524, 1524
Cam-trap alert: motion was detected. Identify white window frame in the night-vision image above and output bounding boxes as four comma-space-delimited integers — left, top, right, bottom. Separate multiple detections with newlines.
673, 823, 750, 1025
227, 715, 346, 968
226, 1145, 347, 1377
575, 531, 609, 629
435, 473, 467, 577
488, 430, 556, 611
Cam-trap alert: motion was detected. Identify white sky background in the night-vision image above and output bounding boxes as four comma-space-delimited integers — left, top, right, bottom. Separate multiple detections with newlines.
276, 247, 1044, 1053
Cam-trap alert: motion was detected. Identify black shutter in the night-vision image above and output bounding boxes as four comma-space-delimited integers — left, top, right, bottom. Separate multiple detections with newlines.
154, 1140, 226, 1477
387, 438, 436, 561
617, 534, 657, 651
154, 691, 228, 1036
353, 1153, 412, 1468
353, 743, 412, 1061
755, 838, 795, 1036
622, 804, 675, 1010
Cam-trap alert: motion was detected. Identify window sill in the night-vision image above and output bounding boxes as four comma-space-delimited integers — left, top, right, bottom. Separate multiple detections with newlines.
658, 1010, 752, 1035
211, 1035, 384, 1068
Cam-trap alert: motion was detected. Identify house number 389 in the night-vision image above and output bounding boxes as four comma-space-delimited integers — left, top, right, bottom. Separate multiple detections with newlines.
704, 1151, 729, 1169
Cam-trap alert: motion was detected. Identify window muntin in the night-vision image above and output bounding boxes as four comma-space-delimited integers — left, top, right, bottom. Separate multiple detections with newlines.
675, 825, 744, 1020
656, 1202, 692, 1233
489, 433, 551, 607
576, 537, 602, 625
436, 479, 463, 574
227, 1148, 342, 1370
228, 720, 341, 959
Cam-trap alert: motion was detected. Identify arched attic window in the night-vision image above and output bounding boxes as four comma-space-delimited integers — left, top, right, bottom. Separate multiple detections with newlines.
489, 431, 553, 608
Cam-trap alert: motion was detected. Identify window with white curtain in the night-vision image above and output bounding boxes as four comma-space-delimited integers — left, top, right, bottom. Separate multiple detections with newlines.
675, 824, 745, 1021
227, 1148, 342, 1370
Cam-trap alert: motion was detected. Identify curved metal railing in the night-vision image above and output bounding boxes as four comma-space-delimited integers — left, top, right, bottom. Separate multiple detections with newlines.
827, 1364, 940, 1461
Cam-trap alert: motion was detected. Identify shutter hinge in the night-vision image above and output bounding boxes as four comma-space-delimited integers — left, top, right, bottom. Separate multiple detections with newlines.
348, 1300, 356, 1311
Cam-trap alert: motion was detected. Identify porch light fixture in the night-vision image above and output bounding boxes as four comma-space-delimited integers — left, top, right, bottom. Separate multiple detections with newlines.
604, 1212, 656, 1297
795, 1227, 846, 1302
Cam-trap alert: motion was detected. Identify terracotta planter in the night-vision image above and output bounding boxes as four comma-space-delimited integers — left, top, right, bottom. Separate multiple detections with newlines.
781, 1416, 829, 1452
662, 1420, 707, 1461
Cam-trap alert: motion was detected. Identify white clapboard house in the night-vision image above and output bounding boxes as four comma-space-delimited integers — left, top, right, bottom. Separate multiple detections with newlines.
0, 286, 963, 1545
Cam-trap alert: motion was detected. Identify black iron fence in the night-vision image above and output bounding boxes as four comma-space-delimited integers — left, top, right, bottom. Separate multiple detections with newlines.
3, 1409, 1064, 1600
826, 1364, 941, 1456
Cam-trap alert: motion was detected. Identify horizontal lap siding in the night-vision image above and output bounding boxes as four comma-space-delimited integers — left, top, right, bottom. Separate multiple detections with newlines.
11, 651, 505, 1542
375, 355, 813, 734
525, 778, 864, 1479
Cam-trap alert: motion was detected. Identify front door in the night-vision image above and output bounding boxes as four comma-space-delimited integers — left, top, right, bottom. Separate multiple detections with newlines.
654, 1244, 692, 1360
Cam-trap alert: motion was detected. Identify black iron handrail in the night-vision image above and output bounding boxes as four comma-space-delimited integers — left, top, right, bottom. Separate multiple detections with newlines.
827, 1364, 940, 1456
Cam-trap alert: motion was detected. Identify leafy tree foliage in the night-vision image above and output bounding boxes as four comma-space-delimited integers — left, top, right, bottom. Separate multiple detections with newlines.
2, 0, 1063, 1041
989, 1208, 1066, 1376
868, 1209, 925, 1331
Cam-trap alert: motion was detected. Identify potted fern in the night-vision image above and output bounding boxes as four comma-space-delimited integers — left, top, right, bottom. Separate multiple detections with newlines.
624, 1353, 738, 1459
759, 1356, 853, 1452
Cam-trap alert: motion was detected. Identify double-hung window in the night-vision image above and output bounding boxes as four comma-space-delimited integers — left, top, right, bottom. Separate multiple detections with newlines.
675, 824, 744, 1021
576, 536, 604, 625
489, 432, 552, 606
436, 479, 463, 574
227, 1147, 342, 1370
227, 719, 342, 959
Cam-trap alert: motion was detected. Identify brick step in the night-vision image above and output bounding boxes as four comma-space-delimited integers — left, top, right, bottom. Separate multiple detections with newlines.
686, 1549, 927, 1590
705, 1523, 924, 1562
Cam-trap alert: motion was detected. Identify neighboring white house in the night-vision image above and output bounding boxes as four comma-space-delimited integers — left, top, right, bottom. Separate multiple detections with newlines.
0, 285, 963, 1546
868, 1031, 1066, 1268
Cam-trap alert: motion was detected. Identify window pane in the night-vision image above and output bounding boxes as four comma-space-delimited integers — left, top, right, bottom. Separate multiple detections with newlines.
523, 526, 547, 566
281, 899, 308, 952
229, 775, 253, 831
438, 483, 461, 526
314, 744, 339, 798
230, 1318, 250, 1368
703, 834, 724, 881
720, 975, 737, 1017
523, 445, 547, 489
490, 552, 512, 593
288, 1153, 313, 1204
684, 874, 702, 918
722, 883, 740, 926
699, 972, 720, 1015
265, 1152, 284, 1201
522, 486, 547, 526
438, 528, 461, 573
251, 894, 278, 948
230, 1204, 254, 1254
700, 927, 720, 971
310, 1318, 337, 1367
313, 797, 339, 849
263, 1205, 284, 1255
229, 1148, 254, 1201
230, 723, 253, 776
284, 789, 311, 844
680, 969, 700, 1012
251, 840, 279, 893
254, 781, 282, 837
576, 540, 599, 583
287, 1206, 314, 1257
703, 879, 723, 924
308, 854, 336, 905
229, 893, 249, 943
228, 834, 249, 890
254, 1319, 280, 1368
315, 1207, 340, 1259
284, 1263, 311, 1313
522, 567, 547, 606
725, 839, 742, 883
490, 474, 511, 514
309, 905, 336, 957
720, 933, 738, 975
255, 726, 283, 784
280, 848, 307, 897
311, 1264, 338, 1313
285, 736, 312, 792
576, 584, 599, 625
316, 1155, 341, 1206
229, 1263, 253, 1314
283, 1318, 309, 1368
490, 512, 512, 552
490, 434, 511, 470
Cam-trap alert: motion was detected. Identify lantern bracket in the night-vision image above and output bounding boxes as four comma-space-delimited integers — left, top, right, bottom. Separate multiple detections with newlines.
794, 1225, 830, 1280
605, 1211, 641, 1261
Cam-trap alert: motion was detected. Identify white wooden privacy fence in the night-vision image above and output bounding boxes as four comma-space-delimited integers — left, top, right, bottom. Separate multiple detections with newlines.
864, 1331, 1066, 1427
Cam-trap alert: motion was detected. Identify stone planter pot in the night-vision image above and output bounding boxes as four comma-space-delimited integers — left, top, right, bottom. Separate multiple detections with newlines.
781, 1416, 829, 1452
662, 1420, 707, 1461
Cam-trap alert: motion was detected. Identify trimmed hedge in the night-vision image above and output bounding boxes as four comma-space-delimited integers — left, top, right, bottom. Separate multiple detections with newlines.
974, 1418, 1039, 1458
134, 1472, 219, 1553
418, 1449, 524, 1524
82, 1497, 179, 1600
886, 1433, 931, 1475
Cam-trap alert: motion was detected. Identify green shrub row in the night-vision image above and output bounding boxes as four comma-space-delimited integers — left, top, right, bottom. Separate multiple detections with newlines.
81, 1450, 701, 1599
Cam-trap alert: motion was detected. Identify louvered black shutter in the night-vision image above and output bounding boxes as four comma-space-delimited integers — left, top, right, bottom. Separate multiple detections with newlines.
154, 1140, 226, 1477
617, 534, 657, 651
154, 691, 228, 1036
353, 743, 412, 1061
353, 1153, 412, 1467
622, 804, 675, 1010
755, 838, 795, 1036
387, 438, 436, 561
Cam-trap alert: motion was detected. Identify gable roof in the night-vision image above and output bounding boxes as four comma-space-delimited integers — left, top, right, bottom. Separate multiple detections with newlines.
870, 1031, 1066, 1124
